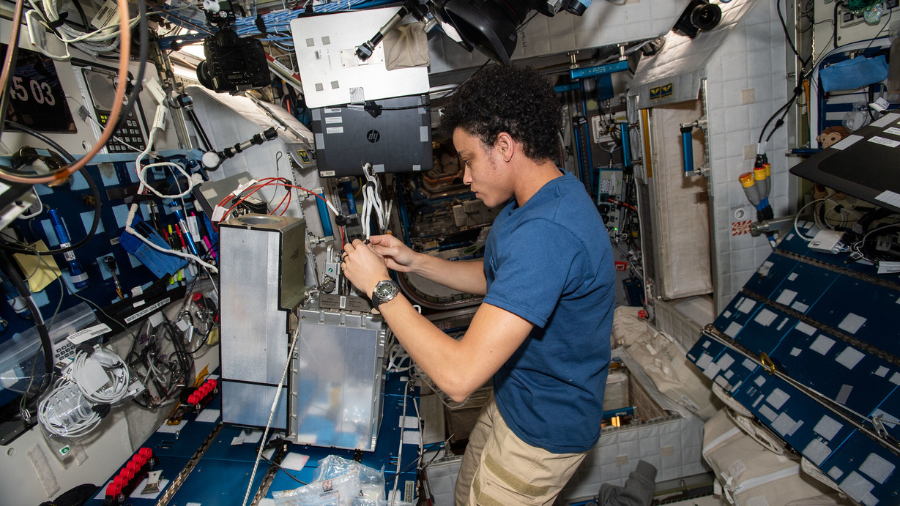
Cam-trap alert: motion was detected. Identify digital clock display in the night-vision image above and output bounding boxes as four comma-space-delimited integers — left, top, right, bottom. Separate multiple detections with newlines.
1, 44, 76, 133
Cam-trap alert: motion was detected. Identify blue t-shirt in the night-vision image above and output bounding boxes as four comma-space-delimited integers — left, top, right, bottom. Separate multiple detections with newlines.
483, 172, 615, 454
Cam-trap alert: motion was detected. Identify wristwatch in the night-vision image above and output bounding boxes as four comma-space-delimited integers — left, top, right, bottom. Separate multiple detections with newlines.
371, 280, 399, 310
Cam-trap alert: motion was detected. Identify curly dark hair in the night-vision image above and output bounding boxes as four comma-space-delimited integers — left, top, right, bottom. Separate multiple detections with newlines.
440, 65, 561, 162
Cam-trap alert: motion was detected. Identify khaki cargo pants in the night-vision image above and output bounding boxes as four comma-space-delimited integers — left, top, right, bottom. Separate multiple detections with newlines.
454, 395, 586, 506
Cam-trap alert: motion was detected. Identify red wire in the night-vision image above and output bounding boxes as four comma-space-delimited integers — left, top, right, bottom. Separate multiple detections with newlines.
608, 198, 637, 211
215, 179, 331, 211
279, 189, 291, 216
340, 226, 345, 248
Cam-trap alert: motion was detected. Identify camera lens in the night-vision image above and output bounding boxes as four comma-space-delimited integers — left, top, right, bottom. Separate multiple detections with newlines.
691, 3, 722, 32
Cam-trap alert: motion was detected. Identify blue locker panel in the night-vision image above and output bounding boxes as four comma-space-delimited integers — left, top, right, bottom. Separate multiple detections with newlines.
822, 431, 900, 506
769, 326, 900, 425
712, 293, 766, 336
732, 371, 855, 468
806, 277, 900, 359
744, 254, 802, 301
686, 335, 759, 393
722, 303, 796, 359
764, 261, 840, 315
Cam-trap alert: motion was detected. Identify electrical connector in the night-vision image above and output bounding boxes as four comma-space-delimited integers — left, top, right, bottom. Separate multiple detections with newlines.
152, 105, 168, 131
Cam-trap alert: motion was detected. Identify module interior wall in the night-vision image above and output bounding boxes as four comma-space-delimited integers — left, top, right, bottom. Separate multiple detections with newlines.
705, 0, 790, 312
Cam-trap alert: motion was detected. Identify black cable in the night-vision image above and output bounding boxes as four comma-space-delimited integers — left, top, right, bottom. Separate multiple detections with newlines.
69, 0, 90, 30
0, 251, 53, 408
834, 1, 840, 50
778, 0, 811, 68
259, 453, 308, 485
765, 95, 798, 143
758, 91, 800, 144
0, 122, 102, 256
115, 0, 148, 134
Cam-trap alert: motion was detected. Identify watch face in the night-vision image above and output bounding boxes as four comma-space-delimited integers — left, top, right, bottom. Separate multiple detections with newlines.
376, 283, 394, 298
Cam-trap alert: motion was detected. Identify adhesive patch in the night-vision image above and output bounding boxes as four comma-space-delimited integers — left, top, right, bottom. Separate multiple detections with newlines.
715, 376, 730, 389
753, 394, 764, 407
828, 466, 844, 480
891, 373, 900, 386
767, 388, 790, 409
724, 370, 734, 379
717, 354, 735, 371
725, 321, 743, 338
788, 272, 799, 281
112, 204, 130, 229
790, 348, 802, 356
795, 322, 816, 336
695, 353, 713, 369
755, 376, 766, 386
862, 493, 879, 506
723, 310, 732, 318
771, 413, 800, 435
875, 366, 889, 377
758, 405, 778, 422
703, 364, 721, 380
835, 385, 853, 405
791, 301, 809, 312
754, 309, 777, 326
757, 262, 774, 276
841, 472, 875, 503
810, 335, 836, 355
814, 415, 843, 441
737, 298, 757, 313
836, 347, 865, 370
743, 358, 756, 370
859, 453, 895, 485
803, 439, 832, 466
838, 313, 867, 334
775, 289, 798, 306
777, 318, 788, 330
26, 444, 60, 498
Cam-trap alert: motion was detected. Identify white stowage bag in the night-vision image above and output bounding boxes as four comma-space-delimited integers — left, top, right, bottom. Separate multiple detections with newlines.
621, 319, 721, 420
702, 410, 851, 506
611, 306, 649, 349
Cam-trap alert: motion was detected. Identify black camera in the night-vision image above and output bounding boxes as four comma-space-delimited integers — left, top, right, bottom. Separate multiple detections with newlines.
673, 0, 722, 39
197, 27, 270, 93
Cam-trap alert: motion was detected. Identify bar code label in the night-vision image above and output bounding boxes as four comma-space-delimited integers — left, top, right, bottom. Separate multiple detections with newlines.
90, 0, 120, 30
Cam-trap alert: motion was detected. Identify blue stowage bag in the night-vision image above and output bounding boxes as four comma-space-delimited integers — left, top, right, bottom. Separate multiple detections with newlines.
820, 55, 889, 92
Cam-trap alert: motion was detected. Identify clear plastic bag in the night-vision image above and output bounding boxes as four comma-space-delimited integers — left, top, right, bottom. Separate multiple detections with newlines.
314, 455, 385, 501
273, 471, 360, 506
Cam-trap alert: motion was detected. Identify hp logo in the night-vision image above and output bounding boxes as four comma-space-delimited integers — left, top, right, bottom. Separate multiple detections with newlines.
367, 130, 380, 143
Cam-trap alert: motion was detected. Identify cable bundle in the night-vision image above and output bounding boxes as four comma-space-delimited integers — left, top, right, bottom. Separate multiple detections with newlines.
38, 379, 101, 437
25, 0, 140, 58
37, 347, 133, 437
360, 163, 390, 240
72, 348, 131, 404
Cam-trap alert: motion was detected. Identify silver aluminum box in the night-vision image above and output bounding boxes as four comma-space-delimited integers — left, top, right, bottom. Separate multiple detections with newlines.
219, 214, 307, 428
289, 294, 387, 451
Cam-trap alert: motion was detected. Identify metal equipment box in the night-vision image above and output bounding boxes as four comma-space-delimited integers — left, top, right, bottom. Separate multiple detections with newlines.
218, 214, 307, 429
290, 294, 387, 451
